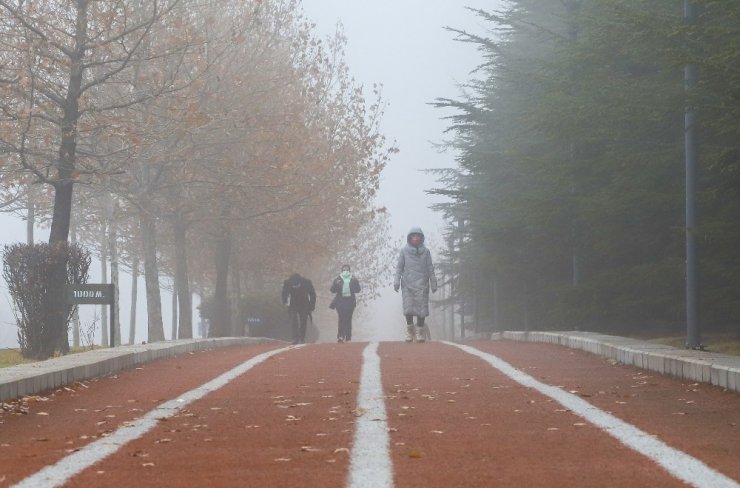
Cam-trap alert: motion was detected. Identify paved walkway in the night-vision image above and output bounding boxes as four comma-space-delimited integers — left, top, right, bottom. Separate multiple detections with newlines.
0, 337, 281, 402
2, 332, 739, 403
495, 331, 740, 393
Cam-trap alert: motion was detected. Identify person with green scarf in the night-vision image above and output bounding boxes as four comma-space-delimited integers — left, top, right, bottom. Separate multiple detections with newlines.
330, 264, 361, 342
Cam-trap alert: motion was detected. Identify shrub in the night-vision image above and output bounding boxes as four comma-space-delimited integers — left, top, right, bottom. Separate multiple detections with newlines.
2, 242, 91, 359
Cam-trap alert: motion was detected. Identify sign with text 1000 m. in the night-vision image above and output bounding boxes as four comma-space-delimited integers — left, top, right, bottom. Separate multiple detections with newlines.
66, 284, 115, 305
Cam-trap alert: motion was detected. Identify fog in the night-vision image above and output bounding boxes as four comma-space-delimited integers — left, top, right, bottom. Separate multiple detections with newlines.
0, 2, 497, 348
300, 1, 497, 341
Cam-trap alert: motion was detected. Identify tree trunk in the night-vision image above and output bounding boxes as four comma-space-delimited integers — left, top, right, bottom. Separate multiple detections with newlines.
129, 251, 139, 345
70, 215, 80, 348
171, 288, 178, 340
45, 184, 74, 358
173, 219, 193, 338
100, 221, 109, 346
140, 211, 165, 342
211, 226, 232, 337
254, 267, 264, 291
26, 199, 34, 244
230, 252, 242, 337
44, 0, 87, 358
108, 210, 121, 346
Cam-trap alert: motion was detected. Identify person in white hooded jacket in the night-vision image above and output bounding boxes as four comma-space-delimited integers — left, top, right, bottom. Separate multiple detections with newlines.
393, 227, 438, 342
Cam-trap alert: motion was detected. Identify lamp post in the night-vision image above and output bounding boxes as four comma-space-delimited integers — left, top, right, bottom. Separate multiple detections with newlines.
684, 0, 701, 349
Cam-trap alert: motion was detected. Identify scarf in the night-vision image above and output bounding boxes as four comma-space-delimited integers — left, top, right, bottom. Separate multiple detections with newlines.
340, 271, 352, 297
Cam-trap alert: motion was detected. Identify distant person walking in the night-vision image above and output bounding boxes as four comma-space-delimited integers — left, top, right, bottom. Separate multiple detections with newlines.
281, 273, 316, 344
330, 264, 361, 343
394, 227, 438, 343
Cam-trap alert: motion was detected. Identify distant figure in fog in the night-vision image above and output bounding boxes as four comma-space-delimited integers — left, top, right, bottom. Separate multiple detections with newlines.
330, 264, 361, 343
281, 273, 316, 344
394, 227, 437, 343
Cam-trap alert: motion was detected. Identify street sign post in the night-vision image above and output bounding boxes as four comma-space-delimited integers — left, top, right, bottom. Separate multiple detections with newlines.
66, 284, 116, 348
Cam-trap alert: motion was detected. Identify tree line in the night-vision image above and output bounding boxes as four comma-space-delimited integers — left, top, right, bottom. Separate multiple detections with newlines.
0, 0, 395, 358
433, 0, 740, 338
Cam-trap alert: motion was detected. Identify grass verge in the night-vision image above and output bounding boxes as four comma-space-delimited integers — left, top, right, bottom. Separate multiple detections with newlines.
1, 345, 104, 368
646, 332, 740, 356
0, 349, 36, 368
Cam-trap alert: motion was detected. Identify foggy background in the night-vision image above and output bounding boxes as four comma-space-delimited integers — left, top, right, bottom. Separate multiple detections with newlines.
0, 1, 498, 347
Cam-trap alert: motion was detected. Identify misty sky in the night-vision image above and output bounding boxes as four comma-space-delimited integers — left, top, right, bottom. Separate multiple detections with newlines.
300, 0, 500, 243
299, 1, 502, 340
0, 1, 503, 345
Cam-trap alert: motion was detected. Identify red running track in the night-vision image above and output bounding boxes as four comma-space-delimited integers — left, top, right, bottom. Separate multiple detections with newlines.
0, 340, 738, 487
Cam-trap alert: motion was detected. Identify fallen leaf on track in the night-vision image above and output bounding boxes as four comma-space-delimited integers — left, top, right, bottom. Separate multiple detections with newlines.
275, 457, 292, 462
333, 448, 350, 454
409, 451, 424, 458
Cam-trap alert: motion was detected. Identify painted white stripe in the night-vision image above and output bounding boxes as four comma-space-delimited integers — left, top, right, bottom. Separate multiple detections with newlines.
347, 342, 394, 488
13, 345, 298, 488
445, 341, 740, 488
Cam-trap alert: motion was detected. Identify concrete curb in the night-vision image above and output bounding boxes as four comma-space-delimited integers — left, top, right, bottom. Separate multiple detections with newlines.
0, 337, 285, 402
493, 331, 740, 393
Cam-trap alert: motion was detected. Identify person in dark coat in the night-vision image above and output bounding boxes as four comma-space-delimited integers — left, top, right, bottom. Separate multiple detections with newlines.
281, 273, 316, 344
394, 227, 438, 342
330, 264, 361, 343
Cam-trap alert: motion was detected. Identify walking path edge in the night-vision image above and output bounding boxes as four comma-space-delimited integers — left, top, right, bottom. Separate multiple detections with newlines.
492, 331, 740, 393
0, 337, 284, 402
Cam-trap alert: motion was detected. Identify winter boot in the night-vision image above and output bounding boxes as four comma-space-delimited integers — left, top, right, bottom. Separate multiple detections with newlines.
405, 325, 415, 342
415, 326, 426, 343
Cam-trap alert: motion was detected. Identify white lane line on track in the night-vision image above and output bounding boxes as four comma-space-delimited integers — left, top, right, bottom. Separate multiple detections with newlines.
12, 345, 300, 488
445, 341, 740, 488
347, 342, 394, 488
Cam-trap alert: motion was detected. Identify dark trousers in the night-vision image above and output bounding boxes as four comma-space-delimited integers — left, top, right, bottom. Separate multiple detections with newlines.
405, 315, 425, 327
337, 308, 354, 341
290, 310, 309, 344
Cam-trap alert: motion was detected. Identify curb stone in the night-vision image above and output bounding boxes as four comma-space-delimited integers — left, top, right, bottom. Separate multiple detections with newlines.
0, 337, 285, 402
491, 331, 740, 393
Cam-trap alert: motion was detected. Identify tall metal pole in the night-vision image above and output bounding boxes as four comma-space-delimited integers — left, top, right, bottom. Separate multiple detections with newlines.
448, 237, 455, 340
458, 218, 465, 339
684, 0, 701, 349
